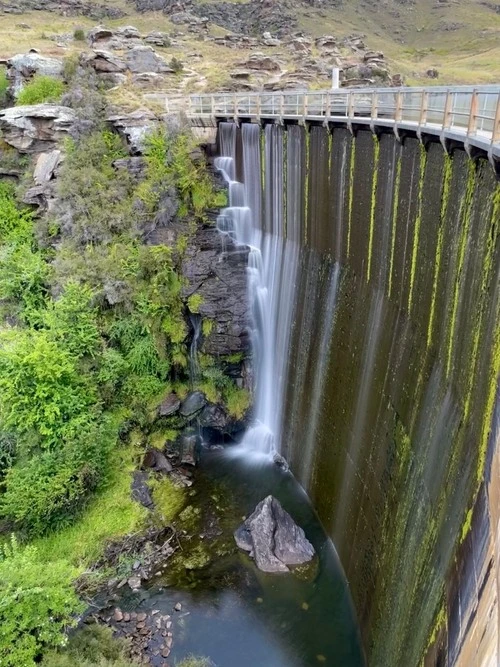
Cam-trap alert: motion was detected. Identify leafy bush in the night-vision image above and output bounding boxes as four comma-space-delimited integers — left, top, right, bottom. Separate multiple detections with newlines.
73, 28, 86, 41
0, 416, 114, 535
0, 181, 34, 244
169, 56, 184, 73
0, 328, 93, 447
0, 535, 83, 666
0, 67, 8, 107
17, 75, 65, 105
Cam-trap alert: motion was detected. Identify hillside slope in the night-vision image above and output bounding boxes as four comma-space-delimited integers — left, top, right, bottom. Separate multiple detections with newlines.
0, 0, 499, 89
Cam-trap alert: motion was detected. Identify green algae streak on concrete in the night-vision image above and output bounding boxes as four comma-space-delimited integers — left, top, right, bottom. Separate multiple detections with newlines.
366, 135, 380, 283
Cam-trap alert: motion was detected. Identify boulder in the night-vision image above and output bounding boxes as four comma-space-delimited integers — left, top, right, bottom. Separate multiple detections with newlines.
179, 391, 206, 417
87, 25, 114, 45
244, 53, 281, 72
107, 109, 159, 154
7, 52, 63, 96
144, 31, 171, 47
131, 471, 154, 508
142, 448, 173, 473
0, 104, 76, 153
86, 49, 127, 74
234, 496, 315, 573
199, 404, 229, 430
116, 25, 141, 39
158, 392, 181, 417
126, 45, 170, 74
33, 149, 61, 184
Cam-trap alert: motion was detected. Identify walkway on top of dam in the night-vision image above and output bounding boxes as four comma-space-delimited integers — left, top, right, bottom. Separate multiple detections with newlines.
162, 85, 500, 168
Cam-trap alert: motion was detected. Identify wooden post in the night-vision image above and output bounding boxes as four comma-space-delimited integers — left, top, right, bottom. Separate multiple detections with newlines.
467, 90, 479, 136
395, 91, 403, 123
325, 91, 331, 121
371, 91, 379, 120
347, 92, 354, 120
492, 92, 500, 143
419, 91, 428, 126
443, 91, 452, 130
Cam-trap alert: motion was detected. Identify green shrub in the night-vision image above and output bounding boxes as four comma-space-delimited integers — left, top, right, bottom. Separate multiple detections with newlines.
0, 535, 83, 667
0, 416, 114, 535
0, 67, 8, 107
0, 328, 93, 447
0, 181, 34, 244
17, 75, 65, 105
169, 56, 184, 73
40, 281, 101, 358
42, 624, 137, 667
73, 28, 85, 41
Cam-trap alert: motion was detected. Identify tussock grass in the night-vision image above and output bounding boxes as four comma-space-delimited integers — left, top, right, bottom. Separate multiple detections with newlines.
32, 441, 147, 568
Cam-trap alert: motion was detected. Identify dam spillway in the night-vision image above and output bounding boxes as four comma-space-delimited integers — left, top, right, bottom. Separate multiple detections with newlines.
215, 121, 500, 666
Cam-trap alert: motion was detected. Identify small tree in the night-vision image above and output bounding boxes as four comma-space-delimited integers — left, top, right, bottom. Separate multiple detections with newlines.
0, 535, 83, 666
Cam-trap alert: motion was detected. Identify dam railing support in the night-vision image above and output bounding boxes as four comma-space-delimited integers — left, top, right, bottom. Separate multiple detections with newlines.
165, 86, 500, 172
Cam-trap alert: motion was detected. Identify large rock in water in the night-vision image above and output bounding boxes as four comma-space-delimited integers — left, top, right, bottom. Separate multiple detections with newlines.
234, 496, 315, 573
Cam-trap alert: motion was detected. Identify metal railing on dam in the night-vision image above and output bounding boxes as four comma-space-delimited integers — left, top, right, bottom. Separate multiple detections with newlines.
166, 85, 500, 168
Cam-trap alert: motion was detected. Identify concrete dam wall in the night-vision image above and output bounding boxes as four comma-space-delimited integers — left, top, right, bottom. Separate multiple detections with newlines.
216, 122, 500, 666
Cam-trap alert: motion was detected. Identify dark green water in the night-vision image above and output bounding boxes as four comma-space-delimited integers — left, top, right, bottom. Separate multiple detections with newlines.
126, 450, 364, 667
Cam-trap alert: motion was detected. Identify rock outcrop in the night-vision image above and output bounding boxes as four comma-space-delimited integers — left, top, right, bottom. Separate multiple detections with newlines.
235, 495, 315, 573
182, 225, 250, 356
0, 104, 76, 152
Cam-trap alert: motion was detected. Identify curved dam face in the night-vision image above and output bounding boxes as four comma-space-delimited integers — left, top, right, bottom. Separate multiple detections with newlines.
215, 122, 500, 666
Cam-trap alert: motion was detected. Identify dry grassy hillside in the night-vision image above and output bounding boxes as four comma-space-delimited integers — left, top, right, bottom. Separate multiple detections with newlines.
0, 0, 499, 86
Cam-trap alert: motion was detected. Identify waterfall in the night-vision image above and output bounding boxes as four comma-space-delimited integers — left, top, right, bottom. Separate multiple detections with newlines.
215, 122, 299, 459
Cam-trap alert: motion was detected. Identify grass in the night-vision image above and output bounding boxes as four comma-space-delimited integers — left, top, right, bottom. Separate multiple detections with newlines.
32, 441, 147, 568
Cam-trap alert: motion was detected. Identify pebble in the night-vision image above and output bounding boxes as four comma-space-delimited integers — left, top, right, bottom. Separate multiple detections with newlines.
131, 612, 138, 620
167, 631, 172, 638
174, 603, 182, 611
256, 597, 263, 604
316, 656, 326, 663
139, 627, 150, 636
152, 609, 159, 615
123, 612, 130, 622
166, 621, 172, 629
166, 637, 173, 649
113, 609, 123, 622
301, 602, 309, 611
136, 621, 146, 629
161, 647, 171, 658
137, 612, 147, 622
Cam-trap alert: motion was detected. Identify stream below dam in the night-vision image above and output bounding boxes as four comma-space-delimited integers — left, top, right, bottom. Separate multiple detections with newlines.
107, 450, 364, 667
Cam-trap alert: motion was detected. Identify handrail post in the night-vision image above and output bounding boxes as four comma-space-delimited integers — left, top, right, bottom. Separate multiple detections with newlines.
325, 91, 331, 122
303, 93, 308, 120
280, 93, 284, 123
419, 91, 428, 126
492, 91, 500, 143
467, 90, 479, 136
256, 94, 261, 123
443, 91, 452, 130
233, 94, 238, 122
395, 91, 403, 123
371, 91, 379, 121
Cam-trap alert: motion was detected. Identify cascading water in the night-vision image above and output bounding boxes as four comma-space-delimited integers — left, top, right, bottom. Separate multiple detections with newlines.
215, 122, 299, 458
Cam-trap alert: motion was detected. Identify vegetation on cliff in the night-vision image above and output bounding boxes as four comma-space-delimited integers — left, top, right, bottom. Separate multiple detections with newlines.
0, 70, 232, 663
